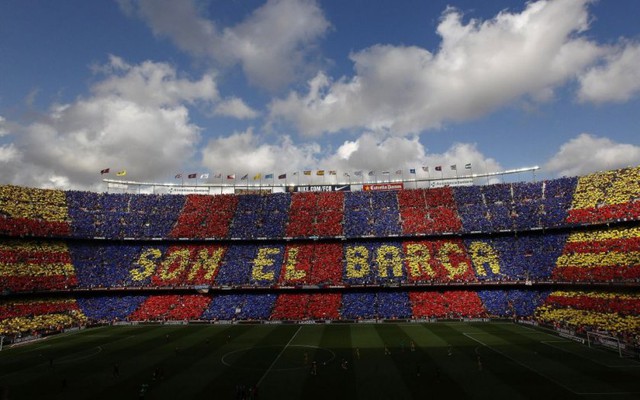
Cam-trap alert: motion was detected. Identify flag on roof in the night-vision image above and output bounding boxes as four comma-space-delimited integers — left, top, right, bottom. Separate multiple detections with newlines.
175, 173, 182, 179
227, 174, 235, 180
265, 173, 273, 179
450, 164, 457, 170
303, 170, 311, 175
465, 163, 472, 169
354, 170, 363, 176
435, 166, 442, 171
253, 173, 261, 180
200, 173, 209, 179
317, 170, 325, 176
422, 166, 429, 172
241, 174, 248, 180
409, 168, 416, 174
188, 173, 197, 179
214, 173, 222, 179
278, 173, 286, 179
116, 170, 127, 176
329, 170, 337, 175
100, 168, 110, 175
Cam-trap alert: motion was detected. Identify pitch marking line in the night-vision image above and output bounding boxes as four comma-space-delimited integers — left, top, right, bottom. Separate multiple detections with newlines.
221, 345, 335, 371
462, 332, 640, 396
257, 326, 303, 387
541, 341, 640, 369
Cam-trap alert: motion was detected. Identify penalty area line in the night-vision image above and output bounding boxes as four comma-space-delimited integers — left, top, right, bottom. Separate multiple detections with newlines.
257, 326, 303, 387
463, 332, 582, 395
541, 341, 640, 369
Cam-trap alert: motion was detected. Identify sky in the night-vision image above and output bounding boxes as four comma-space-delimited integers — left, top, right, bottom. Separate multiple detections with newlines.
1, 0, 639, 190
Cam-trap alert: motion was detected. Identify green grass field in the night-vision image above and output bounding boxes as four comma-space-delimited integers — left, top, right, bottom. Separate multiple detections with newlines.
1, 322, 639, 399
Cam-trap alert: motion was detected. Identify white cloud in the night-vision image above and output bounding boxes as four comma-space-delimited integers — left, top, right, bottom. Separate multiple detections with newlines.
0, 58, 213, 189
577, 41, 640, 103
0, 116, 8, 137
545, 133, 640, 177
0, 143, 20, 163
323, 133, 429, 172
201, 128, 319, 174
127, 0, 330, 91
214, 97, 259, 119
201, 129, 500, 183
92, 55, 219, 107
269, 0, 605, 136
422, 142, 502, 177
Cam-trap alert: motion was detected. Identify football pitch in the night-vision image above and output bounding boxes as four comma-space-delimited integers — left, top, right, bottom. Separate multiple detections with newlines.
1, 322, 639, 399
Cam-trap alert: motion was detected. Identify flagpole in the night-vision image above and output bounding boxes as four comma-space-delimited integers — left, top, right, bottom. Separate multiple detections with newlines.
482, 161, 490, 184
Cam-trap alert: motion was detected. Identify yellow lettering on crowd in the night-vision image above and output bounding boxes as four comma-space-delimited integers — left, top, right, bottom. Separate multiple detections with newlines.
345, 246, 369, 278
438, 242, 470, 279
131, 248, 162, 281
252, 247, 280, 281
188, 248, 224, 281
405, 243, 434, 278
468, 241, 501, 276
376, 245, 402, 278
158, 249, 191, 281
284, 247, 306, 281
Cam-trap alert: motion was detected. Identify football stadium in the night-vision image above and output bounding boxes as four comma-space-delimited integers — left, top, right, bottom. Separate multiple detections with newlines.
1, 166, 639, 399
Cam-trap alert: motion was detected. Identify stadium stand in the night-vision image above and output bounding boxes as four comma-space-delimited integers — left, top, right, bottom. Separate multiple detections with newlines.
0, 166, 639, 348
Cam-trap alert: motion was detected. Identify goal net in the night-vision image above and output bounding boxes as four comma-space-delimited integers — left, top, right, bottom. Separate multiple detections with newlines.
586, 332, 634, 358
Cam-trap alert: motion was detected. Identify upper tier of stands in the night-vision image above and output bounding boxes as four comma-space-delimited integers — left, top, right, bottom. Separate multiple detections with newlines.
0, 167, 638, 240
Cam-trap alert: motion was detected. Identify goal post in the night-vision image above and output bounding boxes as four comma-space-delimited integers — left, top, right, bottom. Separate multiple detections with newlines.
586, 331, 632, 358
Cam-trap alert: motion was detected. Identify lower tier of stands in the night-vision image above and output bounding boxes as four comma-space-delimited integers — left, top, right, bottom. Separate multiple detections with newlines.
2, 290, 638, 347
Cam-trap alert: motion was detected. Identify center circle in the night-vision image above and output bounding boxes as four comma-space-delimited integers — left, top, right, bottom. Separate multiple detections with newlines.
221, 344, 335, 371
